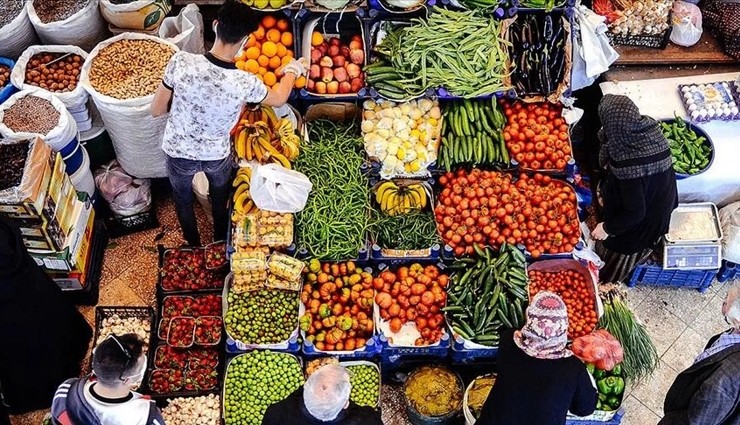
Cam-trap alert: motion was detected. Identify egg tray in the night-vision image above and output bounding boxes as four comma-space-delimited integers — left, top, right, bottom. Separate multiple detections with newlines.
678, 82, 740, 123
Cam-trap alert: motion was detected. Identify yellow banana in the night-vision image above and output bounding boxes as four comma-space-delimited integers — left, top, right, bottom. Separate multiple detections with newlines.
234, 191, 250, 214
235, 131, 247, 158
233, 183, 250, 202
376, 181, 397, 203
402, 193, 412, 214
263, 107, 278, 126
407, 188, 422, 210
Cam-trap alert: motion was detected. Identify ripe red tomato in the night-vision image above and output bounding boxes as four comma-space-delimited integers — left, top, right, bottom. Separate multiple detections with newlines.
501, 100, 572, 171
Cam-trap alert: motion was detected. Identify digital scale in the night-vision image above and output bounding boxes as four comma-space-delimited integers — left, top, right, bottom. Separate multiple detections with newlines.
663, 203, 723, 270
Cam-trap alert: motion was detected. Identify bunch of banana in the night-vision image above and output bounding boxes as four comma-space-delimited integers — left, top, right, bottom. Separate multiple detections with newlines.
232, 167, 258, 218
233, 107, 300, 168
375, 181, 428, 216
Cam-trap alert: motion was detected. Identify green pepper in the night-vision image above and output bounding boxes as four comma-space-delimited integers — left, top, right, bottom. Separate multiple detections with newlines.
611, 376, 625, 396
607, 396, 621, 409
611, 364, 622, 376
599, 393, 608, 402
586, 363, 595, 375
596, 400, 603, 410
593, 369, 606, 380
597, 378, 610, 395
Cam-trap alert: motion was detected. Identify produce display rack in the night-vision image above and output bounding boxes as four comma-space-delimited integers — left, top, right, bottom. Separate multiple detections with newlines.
450, 335, 499, 363
62, 219, 108, 306
225, 334, 302, 354
628, 260, 717, 293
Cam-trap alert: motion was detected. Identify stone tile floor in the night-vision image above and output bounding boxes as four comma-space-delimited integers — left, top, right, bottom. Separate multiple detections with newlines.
8, 198, 735, 425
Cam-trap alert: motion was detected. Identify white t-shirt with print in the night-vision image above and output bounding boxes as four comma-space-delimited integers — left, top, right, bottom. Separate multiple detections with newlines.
161, 51, 268, 161
83, 382, 153, 425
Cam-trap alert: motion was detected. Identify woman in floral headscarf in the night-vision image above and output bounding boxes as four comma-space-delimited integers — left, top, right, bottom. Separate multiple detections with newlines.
477, 292, 597, 425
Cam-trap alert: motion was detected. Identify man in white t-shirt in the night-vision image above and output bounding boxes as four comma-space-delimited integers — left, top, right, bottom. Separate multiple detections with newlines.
51, 334, 163, 425
151, 0, 306, 246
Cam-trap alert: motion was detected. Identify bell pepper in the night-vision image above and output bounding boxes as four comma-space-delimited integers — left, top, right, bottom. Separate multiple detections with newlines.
610, 376, 625, 396
607, 396, 621, 409
597, 378, 610, 395
611, 364, 622, 376
593, 368, 606, 379
586, 363, 595, 375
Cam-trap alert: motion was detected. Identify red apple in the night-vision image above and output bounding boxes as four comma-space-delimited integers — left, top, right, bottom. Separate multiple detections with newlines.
350, 77, 363, 93
340, 46, 350, 59
332, 56, 346, 67
330, 37, 341, 46
349, 39, 362, 51
328, 45, 340, 57
346, 63, 361, 79
339, 81, 352, 94
319, 56, 333, 68
315, 81, 327, 94
350, 49, 364, 65
321, 67, 334, 83
333, 67, 348, 83
311, 49, 322, 64
309, 64, 320, 79
307, 79, 315, 91
327, 81, 339, 94
317, 44, 327, 55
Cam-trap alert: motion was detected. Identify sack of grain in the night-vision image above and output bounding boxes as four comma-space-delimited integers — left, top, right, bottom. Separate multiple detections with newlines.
0, 2, 39, 60
80, 33, 179, 179
27, 0, 108, 53
99, 0, 171, 31
10, 45, 89, 112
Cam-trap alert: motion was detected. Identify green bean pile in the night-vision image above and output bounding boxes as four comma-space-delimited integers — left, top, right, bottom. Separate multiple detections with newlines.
370, 209, 440, 250
295, 120, 370, 260
372, 9, 509, 98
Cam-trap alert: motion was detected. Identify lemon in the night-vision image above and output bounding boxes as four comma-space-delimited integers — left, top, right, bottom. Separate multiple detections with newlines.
254, 0, 269, 7
269, 0, 286, 6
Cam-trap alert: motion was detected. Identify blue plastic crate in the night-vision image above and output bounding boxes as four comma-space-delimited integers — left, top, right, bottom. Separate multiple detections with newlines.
225, 335, 301, 355
450, 335, 498, 363
628, 262, 717, 293
566, 408, 624, 425
717, 260, 739, 283
378, 332, 451, 361
0, 57, 17, 106
303, 336, 382, 359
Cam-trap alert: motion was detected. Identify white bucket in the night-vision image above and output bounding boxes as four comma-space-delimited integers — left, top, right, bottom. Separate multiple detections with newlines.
70, 146, 95, 196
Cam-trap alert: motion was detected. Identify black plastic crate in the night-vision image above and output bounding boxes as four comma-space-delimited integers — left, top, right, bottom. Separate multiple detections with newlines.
156, 245, 227, 300
93, 306, 156, 348
607, 28, 671, 49
105, 209, 159, 239
144, 343, 226, 400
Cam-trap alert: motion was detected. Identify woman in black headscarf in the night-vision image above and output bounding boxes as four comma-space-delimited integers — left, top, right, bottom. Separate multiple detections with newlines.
592, 94, 678, 283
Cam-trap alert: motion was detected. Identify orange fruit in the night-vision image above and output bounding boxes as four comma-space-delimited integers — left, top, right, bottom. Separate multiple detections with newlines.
280, 32, 292, 47
276, 43, 287, 58
294, 75, 307, 89
268, 56, 282, 69
263, 72, 277, 86
254, 27, 265, 41
276, 19, 289, 31
245, 35, 256, 48
257, 55, 269, 67
255, 74, 264, 82
266, 29, 281, 43
261, 15, 276, 29
245, 59, 259, 73
245, 46, 260, 60
258, 67, 268, 76
281, 55, 292, 66
235, 60, 246, 70
261, 41, 278, 58
311, 31, 323, 46
235, 51, 247, 62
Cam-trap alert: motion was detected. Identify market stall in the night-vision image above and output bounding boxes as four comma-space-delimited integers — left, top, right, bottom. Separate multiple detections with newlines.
600, 72, 740, 206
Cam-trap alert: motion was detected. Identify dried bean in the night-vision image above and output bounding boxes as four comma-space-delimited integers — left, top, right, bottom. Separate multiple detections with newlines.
24, 53, 83, 93
0, 0, 25, 27
33, 0, 90, 24
2, 96, 60, 135
0, 140, 30, 191
89, 39, 174, 100
0, 65, 9, 88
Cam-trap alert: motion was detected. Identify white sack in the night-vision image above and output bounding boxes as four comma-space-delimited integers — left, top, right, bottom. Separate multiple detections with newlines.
27, 0, 108, 53
158, 4, 205, 54
0, 90, 78, 150
0, 6, 39, 59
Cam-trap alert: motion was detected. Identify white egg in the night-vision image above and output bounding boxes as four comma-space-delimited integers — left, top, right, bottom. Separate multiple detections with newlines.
691, 110, 700, 120
689, 104, 697, 112
732, 107, 739, 115
681, 86, 690, 93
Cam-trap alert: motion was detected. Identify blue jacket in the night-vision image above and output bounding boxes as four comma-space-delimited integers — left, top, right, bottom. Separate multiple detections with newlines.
50, 377, 164, 425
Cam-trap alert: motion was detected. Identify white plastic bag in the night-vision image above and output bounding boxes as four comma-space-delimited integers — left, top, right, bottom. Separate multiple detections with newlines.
0, 90, 78, 151
94, 160, 152, 217
250, 164, 312, 213
10, 45, 89, 111
192, 171, 213, 223
99, 0, 171, 30
719, 202, 740, 263
0, 6, 39, 59
80, 33, 179, 179
27, 0, 107, 53
159, 4, 205, 54
571, 6, 619, 91
670, 2, 702, 47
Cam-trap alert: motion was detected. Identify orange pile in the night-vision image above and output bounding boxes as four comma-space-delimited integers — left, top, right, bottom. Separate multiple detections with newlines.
235, 15, 306, 90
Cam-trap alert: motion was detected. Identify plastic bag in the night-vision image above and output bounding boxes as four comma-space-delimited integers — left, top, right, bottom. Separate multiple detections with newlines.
192, 171, 213, 223
0, 5, 39, 60
719, 201, 740, 263
26, 0, 107, 53
99, 0, 171, 30
0, 90, 78, 151
572, 329, 624, 371
250, 164, 312, 213
80, 33, 178, 179
94, 160, 152, 217
10, 45, 89, 111
158, 4, 205, 54
571, 6, 619, 91
670, 2, 703, 47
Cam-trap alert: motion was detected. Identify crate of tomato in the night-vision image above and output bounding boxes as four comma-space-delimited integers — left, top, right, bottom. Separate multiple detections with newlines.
435, 169, 581, 259
300, 259, 382, 358
373, 262, 451, 358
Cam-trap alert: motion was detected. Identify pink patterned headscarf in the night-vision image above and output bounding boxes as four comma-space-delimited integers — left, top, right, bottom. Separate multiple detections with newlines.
514, 291, 573, 359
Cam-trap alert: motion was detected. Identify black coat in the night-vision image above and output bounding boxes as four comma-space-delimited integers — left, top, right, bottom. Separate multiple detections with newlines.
262, 388, 383, 425
601, 168, 678, 255
477, 329, 597, 425
660, 333, 740, 425
0, 217, 92, 414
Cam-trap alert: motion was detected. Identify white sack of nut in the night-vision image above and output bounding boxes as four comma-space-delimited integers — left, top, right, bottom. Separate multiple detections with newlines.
10, 45, 89, 110
0, 91, 77, 150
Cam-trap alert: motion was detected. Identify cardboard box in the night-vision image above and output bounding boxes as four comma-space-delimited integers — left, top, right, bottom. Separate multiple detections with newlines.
51, 210, 96, 290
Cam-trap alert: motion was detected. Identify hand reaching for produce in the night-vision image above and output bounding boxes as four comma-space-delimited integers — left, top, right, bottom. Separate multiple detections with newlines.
281, 58, 309, 77
592, 222, 609, 241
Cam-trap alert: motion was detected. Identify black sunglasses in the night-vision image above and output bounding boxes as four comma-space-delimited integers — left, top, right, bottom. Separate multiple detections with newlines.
106, 334, 133, 381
